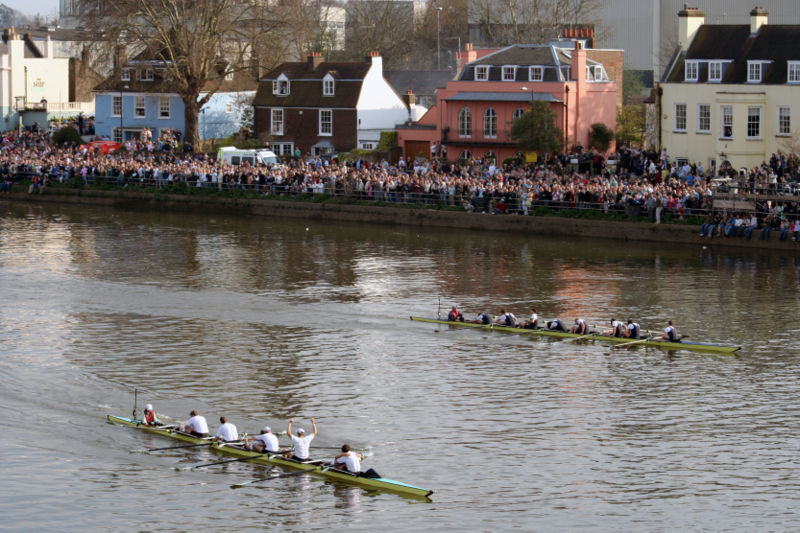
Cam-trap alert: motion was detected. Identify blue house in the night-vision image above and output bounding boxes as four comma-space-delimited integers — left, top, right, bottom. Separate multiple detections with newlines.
93, 55, 256, 143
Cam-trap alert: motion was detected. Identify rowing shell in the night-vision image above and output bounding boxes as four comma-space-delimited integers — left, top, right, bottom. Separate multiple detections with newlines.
410, 317, 741, 354
107, 415, 433, 499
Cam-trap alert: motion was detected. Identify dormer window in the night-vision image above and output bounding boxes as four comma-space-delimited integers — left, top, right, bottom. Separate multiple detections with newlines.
138, 69, 154, 82
502, 65, 516, 81
685, 61, 698, 82
529, 66, 543, 82
273, 73, 290, 96
225, 71, 234, 81
788, 61, 800, 84
323, 73, 335, 96
747, 61, 762, 83
121, 69, 131, 81
475, 65, 489, 81
708, 61, 722, 82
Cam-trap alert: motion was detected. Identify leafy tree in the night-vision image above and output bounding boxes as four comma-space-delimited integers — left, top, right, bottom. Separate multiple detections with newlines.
51, 126, 83, 146
510, 101, 563, 155
622, 70, 646, 105
616, 105, 646, 148
588, 122, 614, 152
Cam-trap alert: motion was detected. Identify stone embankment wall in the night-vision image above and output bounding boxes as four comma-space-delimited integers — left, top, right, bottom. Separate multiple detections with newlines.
5, 190, 798, 251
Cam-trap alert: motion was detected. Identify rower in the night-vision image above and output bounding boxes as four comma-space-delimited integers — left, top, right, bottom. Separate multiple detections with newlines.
244, 426, 282, 453
286, 417, 317, 462
604, 318, 627, 338
522, 308, 539, 329
546, 319, 568, 332
179, 410, 209, 438
571, 318, 588, 334
138, 403, 162, 426
448, 305, 464, 322
662, 320, 679, 342
495, 309, 518, 327
214, 416, 239, 442
470, 312, 491, 324
331, 444, 362, 474
627, 319, 641, 339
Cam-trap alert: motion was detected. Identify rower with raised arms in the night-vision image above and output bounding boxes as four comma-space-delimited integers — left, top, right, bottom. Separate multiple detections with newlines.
286, 417, 317, 462
662, 320, 679, 342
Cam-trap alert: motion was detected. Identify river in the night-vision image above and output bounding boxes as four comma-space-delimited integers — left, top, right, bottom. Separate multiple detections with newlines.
1, 200, 799, 531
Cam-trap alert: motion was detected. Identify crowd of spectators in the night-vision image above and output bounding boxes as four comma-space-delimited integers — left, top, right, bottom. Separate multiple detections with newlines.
1, 127, 799, 237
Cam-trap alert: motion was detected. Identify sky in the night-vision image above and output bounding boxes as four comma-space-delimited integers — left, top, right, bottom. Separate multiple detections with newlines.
3, 0, 59, 18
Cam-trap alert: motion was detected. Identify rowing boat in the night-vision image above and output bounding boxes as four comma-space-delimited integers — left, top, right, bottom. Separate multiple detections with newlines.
107, 414, 433, 499
410, 317, 741, 354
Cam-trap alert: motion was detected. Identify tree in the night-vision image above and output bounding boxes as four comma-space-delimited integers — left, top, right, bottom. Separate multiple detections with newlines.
588, 122, 614, 152
616, 104, 646, 148
341, 0, 419, 68
510, 101, 563, 155
75, 0, 280, 147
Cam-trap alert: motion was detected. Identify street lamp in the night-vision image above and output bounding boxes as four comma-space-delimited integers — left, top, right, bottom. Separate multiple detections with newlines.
436, 7, 442, 70
520, 86, 533, 108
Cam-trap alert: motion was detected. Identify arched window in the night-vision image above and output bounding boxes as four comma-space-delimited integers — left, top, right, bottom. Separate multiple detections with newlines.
459, 150, 471, 160
458, 107, 472, 137
322, 73, 335, 96
484, 108, 497, 138
512, 107, 525, 120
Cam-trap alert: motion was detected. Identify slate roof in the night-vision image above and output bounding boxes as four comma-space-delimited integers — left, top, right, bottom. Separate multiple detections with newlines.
253, 61, 371, 108
458, 44, 602, 83
383, 69, 454, 97
665, 24, 800, 84
93, 62, 257, 93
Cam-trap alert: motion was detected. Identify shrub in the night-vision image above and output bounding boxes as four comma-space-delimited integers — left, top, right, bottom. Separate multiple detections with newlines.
588, 123, 614, 152
51, 126, 83, 146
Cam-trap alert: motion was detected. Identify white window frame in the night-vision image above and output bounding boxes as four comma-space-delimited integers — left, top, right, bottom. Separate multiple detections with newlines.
360, 142, 375, 150
529, 66, 543, 82
134, 95, 146, 118
158, 96, 170, 119
685, 61, 698, 82
483, 107, 497, 138
137, 68, 154, 82
697, 104, 710, 133
319, 108, 332, 136
271, 108, 284, 135
721, 105, 733, 139
778, 106, 791, 136
225, 102, 233, 114
121, 69, 131, 82
747, 106, 762, 139
458, 107, 472, 138
502, 65, 516, 81
788, 62, 800, 84
113, 128, 123, 143
272, 142, 294, 156
475, 65, 489, 81
747, 61, 762, 83
708, 61, 723, 82
674, 103, 687, 132
273, 74, 290, 96
323, 74, 335, 96
111, 95, 122, 117
224, 71, 234, 81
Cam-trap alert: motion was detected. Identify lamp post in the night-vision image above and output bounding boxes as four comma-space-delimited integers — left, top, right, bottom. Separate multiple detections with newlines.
436, 6, 442, 70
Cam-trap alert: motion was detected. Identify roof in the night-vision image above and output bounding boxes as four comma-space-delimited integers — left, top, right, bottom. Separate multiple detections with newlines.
444, 91, 562, 103
665, 24, 800, 84
262, 61, 371, 81
93, 66, 257, 94
254, 60, 373, 108
383, 69, 454, 97
458, 44, 604, 82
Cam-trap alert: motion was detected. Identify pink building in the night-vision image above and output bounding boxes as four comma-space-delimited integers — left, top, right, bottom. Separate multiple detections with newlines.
396, 43, 619, 163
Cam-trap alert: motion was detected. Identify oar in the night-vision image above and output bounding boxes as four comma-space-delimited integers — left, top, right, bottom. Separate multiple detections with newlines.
231, 466, 332, 488
193, 453, 268, 469
146, 441, 215, 452
610, 336, 655, 349
563, 332, 595, 342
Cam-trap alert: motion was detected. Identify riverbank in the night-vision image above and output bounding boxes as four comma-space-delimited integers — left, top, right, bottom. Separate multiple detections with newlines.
3, 188, 797, 251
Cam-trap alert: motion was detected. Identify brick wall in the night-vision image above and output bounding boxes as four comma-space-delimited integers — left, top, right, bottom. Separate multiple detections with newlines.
586, 50, 624, 108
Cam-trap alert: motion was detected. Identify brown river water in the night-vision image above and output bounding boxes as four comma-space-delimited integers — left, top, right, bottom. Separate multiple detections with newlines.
1, 200, 799, 531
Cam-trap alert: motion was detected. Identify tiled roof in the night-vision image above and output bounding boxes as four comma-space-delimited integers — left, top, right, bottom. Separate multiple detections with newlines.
253, 60, 372, 107
458, 44, 602, 82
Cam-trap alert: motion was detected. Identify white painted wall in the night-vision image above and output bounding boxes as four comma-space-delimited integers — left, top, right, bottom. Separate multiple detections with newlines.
356, 55, 409, 142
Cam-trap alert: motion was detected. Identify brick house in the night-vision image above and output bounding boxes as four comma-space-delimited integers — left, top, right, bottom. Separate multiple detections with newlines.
253, 52, 409, 156
396, 43, 619, 163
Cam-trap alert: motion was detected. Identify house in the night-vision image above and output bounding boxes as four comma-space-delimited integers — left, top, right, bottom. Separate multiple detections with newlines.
0, 27, 97, 130
659, 6, 800, 170
93, 52, 256, 143
253, 52, 409, 155
396, 43, 619, 162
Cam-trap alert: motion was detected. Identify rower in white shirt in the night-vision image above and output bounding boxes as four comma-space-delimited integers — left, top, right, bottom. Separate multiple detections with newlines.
244, 426, 282, 453
215, 416, 239, 442
286, 418, 317, 461
331, 444, 362, 473
180, 410, 209, 438
661, 320, 679, 342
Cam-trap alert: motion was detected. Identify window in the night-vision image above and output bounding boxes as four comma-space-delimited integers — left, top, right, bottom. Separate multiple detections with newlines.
113, 128, 122, 143
512, 108, 525, 120
273, 74, 290, 95
323, 74, 335, 96
674, 103, 687, 132
272, 142, 294, 156
747, 106, 761, 139
697, 104, 710, 133
778, 106, 791, 136
475, 65, 489, 81
709, 61, 722, 82
271, 108, 284, 135
360, 142, 374, 150
319, 108, 332, 135
134, 95, 145, 118
502, 66, 516, 81
159, 96, 170, 118
685, 61, 698, 82
788, 62, 800, 84
458, 107, 472, 137
138, 69, 153, 81
112, 95, 122, 117
459, 150, 471, 159
225, 71, 234, 81
225, 102, 233, 113
721, 105, 733, 138
483, 107, 497, 138
529, 66, 543, 82
121, 69, 131, 81
747, 61, 762, 83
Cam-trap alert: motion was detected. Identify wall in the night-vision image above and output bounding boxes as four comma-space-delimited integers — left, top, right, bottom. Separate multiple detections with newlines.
356, 55, 409, 144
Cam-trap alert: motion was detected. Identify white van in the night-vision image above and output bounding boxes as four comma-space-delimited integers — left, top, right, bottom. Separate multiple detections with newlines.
217, 146, 280, 167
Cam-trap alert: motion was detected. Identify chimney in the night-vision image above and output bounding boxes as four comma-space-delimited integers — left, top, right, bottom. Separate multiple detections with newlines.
113, 45, 126, 71
677, 5, 705, 51
366, 51, 382, 73
750, 6, 768, 34
403, 89, 416, 108
307, 52, 323, 72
